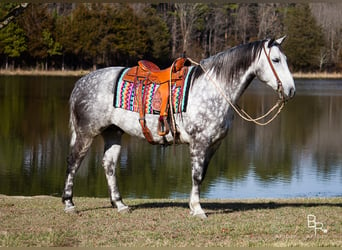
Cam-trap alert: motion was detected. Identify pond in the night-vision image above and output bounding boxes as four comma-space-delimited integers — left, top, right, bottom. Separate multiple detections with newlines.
0, 75, 341, 199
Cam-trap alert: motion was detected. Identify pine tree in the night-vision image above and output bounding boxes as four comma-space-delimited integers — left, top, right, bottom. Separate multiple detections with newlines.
0, 22, 26, 69
139, 5, 170, 66
283, 4, 325, 71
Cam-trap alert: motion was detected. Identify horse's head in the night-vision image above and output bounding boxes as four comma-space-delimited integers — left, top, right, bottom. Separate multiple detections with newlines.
256, 36, 295, 101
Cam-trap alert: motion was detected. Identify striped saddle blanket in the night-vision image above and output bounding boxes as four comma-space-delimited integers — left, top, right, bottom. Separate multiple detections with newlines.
113, 66, 195, 115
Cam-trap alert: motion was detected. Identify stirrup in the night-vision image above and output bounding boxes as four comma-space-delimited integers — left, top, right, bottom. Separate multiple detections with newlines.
157, 116, 169, 136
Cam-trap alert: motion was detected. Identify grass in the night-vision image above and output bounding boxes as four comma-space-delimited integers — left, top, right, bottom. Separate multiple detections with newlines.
0, 195, 341, 247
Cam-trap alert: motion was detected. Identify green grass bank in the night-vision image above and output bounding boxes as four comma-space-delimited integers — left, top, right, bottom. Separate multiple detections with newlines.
0, 195, 341, 247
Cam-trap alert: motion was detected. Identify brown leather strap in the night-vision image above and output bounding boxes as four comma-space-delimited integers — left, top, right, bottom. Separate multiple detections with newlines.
136, 72, 155, 144
263, 43, 284, 99
139, 118, 155, 143
158, 83, 169, 117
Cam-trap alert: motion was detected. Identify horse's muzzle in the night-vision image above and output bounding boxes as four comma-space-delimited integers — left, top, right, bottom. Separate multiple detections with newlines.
279, 86, 295, 101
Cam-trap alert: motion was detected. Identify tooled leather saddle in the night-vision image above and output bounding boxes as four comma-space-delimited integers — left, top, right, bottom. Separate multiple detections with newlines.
119, 57, 192, 144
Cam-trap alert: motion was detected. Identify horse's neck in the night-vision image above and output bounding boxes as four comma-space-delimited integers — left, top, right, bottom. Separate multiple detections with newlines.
218, 66, 256, 105
231, 71, 255, 103
201, 50, 258, 105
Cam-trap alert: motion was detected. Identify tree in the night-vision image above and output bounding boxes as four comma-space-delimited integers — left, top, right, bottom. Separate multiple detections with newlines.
2, 3, 341, 72
236, 4, 250, 44
107, 4, 149, 66
194, 3, 220, 58
0, 3, 29, 30
65, 4, 97, 69
0, 3, 27, 69
0, 22, 26, 69
257, 3, 284, 39
310, 3, 342, 70
283, 4, 325, 71
55, 12, 72, 70
174, 3, 206, 59
140, 5, 171, 66
18, 4, 55, 69
42, 29, 62, 69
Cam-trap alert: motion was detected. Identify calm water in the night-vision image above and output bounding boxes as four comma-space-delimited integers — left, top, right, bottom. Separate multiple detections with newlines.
0, 75, 341, 199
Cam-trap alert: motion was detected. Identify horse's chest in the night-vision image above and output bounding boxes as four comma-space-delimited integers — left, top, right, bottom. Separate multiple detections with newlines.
185, 99, 232, 143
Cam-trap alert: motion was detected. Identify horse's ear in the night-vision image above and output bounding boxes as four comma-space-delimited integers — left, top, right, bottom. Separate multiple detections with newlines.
276, 35, 287, 45
267, 38, 275, 48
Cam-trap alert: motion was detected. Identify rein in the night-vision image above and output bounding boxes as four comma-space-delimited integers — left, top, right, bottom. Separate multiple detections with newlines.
187, 43, 286, 126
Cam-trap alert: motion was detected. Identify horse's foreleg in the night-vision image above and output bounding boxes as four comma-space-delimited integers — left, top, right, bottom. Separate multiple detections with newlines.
102, 128, 129, 213
62, 134, 93, 212
189, 140, 222, 219
189, 161, 208, 218
189, 142, 208, 218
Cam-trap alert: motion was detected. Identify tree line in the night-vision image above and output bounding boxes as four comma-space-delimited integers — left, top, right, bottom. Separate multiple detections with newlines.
0, 3, 341, 72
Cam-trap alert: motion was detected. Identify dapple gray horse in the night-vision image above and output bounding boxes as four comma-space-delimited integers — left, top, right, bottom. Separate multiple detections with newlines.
62, 37, 295, 218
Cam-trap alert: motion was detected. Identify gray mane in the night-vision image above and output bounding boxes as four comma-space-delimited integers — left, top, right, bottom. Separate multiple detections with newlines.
197, 39, 266, 83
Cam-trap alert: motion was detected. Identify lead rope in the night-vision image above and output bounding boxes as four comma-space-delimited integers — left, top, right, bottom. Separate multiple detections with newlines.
186, 57, 285, 126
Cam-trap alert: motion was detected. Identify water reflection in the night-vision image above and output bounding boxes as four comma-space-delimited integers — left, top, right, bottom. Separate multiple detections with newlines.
0, 76, 341, 199
202, 79, 342, 198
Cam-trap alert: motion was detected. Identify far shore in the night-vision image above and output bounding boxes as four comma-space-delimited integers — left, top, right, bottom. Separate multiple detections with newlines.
293, 71, 342, 79
0, 68, 342, 79
0, 69, 90, 77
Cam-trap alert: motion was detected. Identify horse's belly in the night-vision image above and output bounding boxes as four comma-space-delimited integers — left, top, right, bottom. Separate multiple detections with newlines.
112, 109, 190, 144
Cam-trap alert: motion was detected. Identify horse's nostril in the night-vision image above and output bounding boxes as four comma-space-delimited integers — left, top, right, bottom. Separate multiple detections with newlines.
289, 87, 295, 98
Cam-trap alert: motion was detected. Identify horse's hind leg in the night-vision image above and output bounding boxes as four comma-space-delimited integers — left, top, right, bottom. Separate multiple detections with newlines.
62, 132, 93, 212
101, 126, 129, 212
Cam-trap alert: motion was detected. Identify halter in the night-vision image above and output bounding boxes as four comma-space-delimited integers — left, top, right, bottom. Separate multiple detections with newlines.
263, 42, 285, 101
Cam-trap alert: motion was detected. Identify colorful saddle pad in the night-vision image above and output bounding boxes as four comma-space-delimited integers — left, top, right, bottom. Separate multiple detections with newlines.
113, 66, 195, 115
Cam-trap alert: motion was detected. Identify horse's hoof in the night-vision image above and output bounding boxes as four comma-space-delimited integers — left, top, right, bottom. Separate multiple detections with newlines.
64, 205, 76, 213
118, 206, 131, 213
195, 212, 208, 219
190, 210, 208, 219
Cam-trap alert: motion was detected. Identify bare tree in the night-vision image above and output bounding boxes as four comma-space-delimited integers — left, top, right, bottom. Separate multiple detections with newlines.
310, 3, 342, 68
318, 48, 329, 71
205, 5, 227, 56
171, 9, 178, 58
0, 3, 30, 30
258, 3, 283, 38
174, 3, 202, 57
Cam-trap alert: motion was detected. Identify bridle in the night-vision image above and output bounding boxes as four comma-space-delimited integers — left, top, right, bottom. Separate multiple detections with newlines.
263, 42, 285, 101
187, 40, 288, 126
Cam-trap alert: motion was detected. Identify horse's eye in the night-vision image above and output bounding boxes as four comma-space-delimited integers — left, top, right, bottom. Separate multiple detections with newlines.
272, 58, 280, 63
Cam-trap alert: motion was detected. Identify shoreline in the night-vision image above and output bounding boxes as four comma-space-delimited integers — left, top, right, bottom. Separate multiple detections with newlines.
293, 71, 342, 79
0, 69, 342, 79
1, 193, 341, 199
0, 69, 90, 77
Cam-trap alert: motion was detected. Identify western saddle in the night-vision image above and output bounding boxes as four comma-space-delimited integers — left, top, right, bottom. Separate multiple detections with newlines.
122, 57, 191, 143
